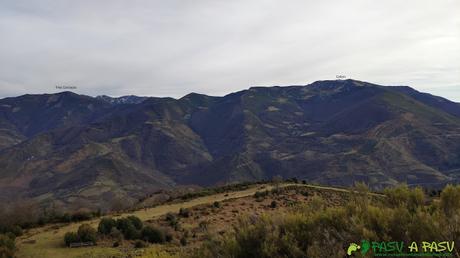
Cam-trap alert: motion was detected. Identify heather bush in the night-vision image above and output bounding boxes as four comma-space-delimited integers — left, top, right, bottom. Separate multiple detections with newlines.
0, 233, 15, 257
63, 223, 97, 246
98, 217, 117, 235
116, 218, 141, 240
63, 232, 79, 246
190, 185, 460, 258
77, 224, 97, 243
141, 225, 166, 243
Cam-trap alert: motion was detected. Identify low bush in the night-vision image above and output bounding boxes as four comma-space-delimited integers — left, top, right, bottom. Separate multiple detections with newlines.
64, 232, 79, 246
142, 225, 165, 243
134, 240, 147, 248
165, 231, 173, 242
98, 217, 117, 235
116, 218, 140, 240
0, 233, 15, 257
70, 211, 94, 222
63, 223, 97, 246
109, 228, 123, 241
179, 208, 191, 218
198, 221, 209, 232
126, 216, 143, 230
180, 236, 187, 246
165, 213, 178, 227
253, 191, 268, 199
77, 224, 97, 243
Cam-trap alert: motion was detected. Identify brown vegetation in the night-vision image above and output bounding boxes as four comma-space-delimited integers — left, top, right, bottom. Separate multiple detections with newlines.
189, 184, 460, 258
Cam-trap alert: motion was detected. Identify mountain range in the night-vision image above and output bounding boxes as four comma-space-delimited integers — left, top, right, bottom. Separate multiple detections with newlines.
1, 79, 460, 209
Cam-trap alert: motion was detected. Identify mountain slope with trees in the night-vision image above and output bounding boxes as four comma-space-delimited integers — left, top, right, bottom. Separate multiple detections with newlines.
1, 79, 460, 208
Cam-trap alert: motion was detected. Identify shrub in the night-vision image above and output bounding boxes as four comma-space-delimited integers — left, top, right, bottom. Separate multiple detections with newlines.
109, 227, 123, 241
165, 213, 176, 222
116, 218, 140, 240
270, 200, 277, 208
71, 211, 93, 222
63, 224, 97, 247
134, 240, 147, 248
173, 222, 182, 231
198, 221, 209, 231
98, 217, 117, 235
440, 184, 460, 217
127, 216, 143, 230
253, 191, 260, 198
165, 213, 178, 227
384, 185, 425, 212
0, 233, 15, 257
270, 187, 282, 195
180, 236, 187, 246
60, 213, 72, 223
179, 208, 191, 218
77, 224, 97, 243
165, 230, 173, 242
253, 191, 268, 199
213, 201, 221, 208
439, 185, 460, 240
191, 184, 460, 258
141, 226, 165, 243
63, 232, 79, 246
9, 225, 22, 237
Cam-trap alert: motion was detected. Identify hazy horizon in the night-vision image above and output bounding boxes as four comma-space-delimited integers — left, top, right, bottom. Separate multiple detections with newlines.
1, 79, 460, 104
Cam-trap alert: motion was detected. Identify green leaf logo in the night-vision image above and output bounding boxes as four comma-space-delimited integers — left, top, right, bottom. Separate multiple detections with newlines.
347, 243, 361, 255
361, 240, 370, 255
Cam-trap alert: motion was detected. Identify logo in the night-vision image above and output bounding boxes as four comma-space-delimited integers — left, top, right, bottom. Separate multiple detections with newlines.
347, 243, 360, 255
361, 240, 371, 255
347, 240, 455, 256
347, 240, 370, 256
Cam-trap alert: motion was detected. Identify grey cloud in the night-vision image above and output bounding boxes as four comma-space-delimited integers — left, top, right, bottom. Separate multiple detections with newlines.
0, 0, 459, 100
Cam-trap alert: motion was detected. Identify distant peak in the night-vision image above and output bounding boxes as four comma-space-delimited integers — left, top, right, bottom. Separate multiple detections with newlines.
181, 92, 207, 98
96, 95, 148, 105
56, 91, 78, 95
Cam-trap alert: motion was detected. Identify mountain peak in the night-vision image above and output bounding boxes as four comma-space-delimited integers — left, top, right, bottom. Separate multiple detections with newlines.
96, 95, 148, 105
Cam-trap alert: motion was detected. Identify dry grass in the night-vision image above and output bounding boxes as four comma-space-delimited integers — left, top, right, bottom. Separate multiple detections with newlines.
16, 183, 351, 258
16, 184, 279, 257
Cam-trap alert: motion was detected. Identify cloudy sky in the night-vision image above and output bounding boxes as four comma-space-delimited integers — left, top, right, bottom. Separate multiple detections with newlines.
0, 0, 459, 101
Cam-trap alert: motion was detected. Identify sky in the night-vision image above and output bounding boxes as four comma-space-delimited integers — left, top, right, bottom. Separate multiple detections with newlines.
0, 0, 459, 101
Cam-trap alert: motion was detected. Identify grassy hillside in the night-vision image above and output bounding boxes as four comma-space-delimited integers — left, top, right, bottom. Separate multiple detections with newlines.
7, 182, 459, 258
12, 183, 354, 258
14, 183, 276, 257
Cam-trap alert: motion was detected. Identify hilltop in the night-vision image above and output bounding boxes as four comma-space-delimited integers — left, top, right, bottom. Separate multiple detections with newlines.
10, 182, 460, 258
